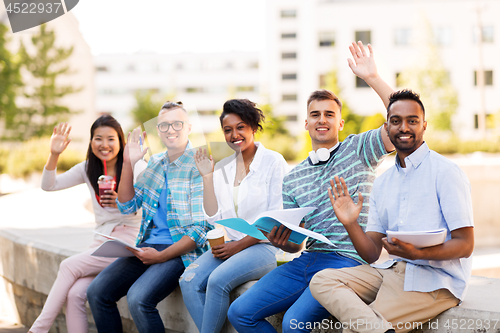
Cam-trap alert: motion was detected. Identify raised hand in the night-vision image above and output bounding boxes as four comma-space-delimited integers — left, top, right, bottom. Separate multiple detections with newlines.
125, 128, 148, 167
50, 123, 71, 155
328, 176, 364, 227
347, 41, 378, 81
194, 147, 214, 177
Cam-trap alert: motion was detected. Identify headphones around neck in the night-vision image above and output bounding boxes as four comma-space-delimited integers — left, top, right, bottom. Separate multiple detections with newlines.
308, 143, 340, 165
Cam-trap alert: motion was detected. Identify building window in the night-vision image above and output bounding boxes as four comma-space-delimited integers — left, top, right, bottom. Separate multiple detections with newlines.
282, 52, 297, 59
473, 26, 494, 43
434, 27, 452, 46
198, 110, 219, 116
281, 32, 297, 39
282, 94, 297, 101
356, 76, 369, 88
474, 114, 495, 129
319, 31, 335, 47
394, 28, 411, 46
355, 30, 371, 44
135, 88, 159, 95
282, 73, 297, 80
285, 115, 298, 121
474, 70, 493, 86
236, 86, 256, 92
186, 87, 204, 93
96, 66, 108, 72
281, 9, 296, 18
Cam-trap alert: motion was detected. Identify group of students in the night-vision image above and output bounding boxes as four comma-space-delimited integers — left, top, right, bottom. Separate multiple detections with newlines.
28, 42, 474, 333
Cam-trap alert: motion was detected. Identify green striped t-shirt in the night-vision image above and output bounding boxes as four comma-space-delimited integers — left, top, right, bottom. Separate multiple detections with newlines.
282, 127, 388, 263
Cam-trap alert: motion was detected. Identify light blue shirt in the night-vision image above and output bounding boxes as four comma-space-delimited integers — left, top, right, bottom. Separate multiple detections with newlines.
366, 142, 474, 300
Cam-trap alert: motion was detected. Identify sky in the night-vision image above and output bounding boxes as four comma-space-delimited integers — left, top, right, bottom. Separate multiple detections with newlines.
71, 0, 267, 55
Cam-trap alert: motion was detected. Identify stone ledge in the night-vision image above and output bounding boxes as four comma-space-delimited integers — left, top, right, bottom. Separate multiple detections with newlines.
2, 229, 500, 333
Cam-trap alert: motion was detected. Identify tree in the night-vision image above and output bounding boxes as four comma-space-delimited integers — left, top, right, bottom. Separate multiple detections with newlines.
359, 113, 386, 133
0, 23, 23, 139
130, 90, 166, 128
255, 104, 298, 161
397, 19, 458, 133
13, 24, 80, 141
259, 104, 290, 138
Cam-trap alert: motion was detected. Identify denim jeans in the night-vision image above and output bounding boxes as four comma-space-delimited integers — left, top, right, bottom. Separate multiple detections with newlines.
87, 243, 185, 333
228, 251, 361, 333
179, 242, 277, 333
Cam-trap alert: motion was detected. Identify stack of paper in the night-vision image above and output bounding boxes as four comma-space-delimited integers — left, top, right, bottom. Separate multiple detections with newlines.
386, 228, 447, 248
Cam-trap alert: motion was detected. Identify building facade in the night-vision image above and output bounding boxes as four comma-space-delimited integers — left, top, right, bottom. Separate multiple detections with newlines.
94, 52, 261, 133
264, 0, 500, 138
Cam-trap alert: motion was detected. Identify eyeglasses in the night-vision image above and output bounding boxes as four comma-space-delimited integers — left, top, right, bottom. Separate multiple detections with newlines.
157, 121, 185, 132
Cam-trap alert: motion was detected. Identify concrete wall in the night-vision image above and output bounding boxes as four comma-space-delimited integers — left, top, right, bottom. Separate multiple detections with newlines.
2, 226, 500, 333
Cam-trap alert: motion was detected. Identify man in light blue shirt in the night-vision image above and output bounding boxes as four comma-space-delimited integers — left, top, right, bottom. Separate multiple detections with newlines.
310, 90, 474, 333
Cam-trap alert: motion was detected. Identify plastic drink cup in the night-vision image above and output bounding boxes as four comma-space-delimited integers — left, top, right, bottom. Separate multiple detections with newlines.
207, 228, 225, 248
98, 175, 116, 204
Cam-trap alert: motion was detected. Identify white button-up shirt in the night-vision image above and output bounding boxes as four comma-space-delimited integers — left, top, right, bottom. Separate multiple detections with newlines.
204, 142, 289, 241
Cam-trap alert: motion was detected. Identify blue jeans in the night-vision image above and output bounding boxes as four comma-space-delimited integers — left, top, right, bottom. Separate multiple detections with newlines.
179, 242, 277, 333
87, 243, 185, 333
228, 251, 361, 333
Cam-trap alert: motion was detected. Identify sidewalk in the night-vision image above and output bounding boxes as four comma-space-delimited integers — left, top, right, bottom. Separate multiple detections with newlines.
0, 319, 28, 333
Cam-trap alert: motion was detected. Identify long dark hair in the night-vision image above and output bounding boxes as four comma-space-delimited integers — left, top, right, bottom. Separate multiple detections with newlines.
85, 115, 125, 195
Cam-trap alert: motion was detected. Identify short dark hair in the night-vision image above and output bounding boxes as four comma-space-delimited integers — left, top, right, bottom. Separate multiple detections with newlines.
160, 101, 186, 114
219, 99, 265, 132
307, 90, 342, 111
387, 89, 425, 118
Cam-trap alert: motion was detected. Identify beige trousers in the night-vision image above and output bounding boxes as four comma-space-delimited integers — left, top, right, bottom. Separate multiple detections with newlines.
310, 262, 459, 333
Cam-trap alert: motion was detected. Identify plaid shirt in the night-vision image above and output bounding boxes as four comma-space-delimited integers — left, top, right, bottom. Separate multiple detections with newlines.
117, 144, 211, 267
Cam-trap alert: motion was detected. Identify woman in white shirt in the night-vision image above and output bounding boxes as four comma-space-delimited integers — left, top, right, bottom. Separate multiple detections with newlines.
179, 99, 289, 333
29, 116, 142, 333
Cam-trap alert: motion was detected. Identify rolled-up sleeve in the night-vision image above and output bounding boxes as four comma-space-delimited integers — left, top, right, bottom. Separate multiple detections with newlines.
117, 178, 145, 215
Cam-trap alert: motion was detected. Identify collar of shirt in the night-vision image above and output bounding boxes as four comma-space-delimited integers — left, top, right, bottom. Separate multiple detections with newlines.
165, 141, 193, 167
395, 141, 430, 171
228, 141, 266, 174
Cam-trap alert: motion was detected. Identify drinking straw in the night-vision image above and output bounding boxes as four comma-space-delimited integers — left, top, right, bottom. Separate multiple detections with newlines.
103, 160, 107, 176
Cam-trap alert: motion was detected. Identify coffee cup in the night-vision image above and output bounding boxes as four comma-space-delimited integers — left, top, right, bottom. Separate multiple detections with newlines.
207, 228, 225, 248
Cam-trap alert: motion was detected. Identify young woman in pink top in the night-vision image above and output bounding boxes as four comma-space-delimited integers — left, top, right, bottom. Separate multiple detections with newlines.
29, 115, 142, 333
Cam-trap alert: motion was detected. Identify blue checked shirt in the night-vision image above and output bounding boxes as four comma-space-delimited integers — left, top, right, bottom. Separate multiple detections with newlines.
117, 144, 211, 267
